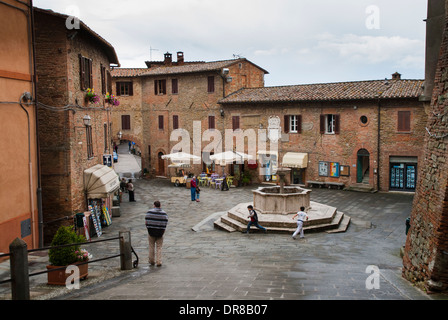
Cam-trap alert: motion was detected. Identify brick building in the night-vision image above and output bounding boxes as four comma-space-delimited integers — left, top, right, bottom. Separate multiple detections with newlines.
220, 76, 428, 192
111, 52, 268, 176
0, 0, 40, 253
402, 0, 448, 292
34, 8, 120, 242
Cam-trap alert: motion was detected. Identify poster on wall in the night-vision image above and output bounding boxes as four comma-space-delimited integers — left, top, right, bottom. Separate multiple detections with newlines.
319, 161, 328, 177
340, 165, 350, 176
330, 162, 340, 177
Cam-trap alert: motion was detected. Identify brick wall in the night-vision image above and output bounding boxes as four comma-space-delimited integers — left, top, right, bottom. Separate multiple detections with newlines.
402, 2, 448, 292
35, 11, 114, 242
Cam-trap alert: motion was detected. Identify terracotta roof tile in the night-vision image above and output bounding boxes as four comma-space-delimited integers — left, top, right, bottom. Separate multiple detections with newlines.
219, 79, 424, 104
111, 58, 269, 78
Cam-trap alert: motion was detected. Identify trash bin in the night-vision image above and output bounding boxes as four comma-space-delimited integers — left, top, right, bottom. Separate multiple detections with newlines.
405, 218, 411, 235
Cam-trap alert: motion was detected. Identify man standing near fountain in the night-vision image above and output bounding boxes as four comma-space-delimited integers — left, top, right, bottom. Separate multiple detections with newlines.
244, 205, 267, 234
292, 207, 309, 240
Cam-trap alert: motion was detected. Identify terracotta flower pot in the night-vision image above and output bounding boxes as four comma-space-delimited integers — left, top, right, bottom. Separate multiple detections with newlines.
46, 262, 88, 286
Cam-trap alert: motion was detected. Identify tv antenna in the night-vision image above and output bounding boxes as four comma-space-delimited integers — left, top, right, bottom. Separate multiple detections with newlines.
150, 46, 159, 60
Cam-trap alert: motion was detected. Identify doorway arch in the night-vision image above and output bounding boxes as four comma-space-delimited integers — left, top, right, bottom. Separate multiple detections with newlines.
357, 149, 370, 184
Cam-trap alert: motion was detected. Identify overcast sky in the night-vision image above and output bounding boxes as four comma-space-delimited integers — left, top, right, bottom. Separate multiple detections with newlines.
33, 0, 428, 86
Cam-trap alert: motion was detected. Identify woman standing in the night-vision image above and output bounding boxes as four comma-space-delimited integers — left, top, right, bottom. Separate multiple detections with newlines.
127, 179, 136, 202
190, 176, 197, 202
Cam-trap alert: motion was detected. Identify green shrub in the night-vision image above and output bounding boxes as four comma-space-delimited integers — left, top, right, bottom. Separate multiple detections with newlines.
48, 226, 86, 266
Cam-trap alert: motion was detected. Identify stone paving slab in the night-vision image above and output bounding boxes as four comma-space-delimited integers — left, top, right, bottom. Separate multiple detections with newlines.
1, 178, 447, 302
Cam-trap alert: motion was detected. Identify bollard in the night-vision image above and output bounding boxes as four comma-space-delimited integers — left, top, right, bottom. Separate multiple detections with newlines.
9, 238, 30, 300
119, 230, 133, 270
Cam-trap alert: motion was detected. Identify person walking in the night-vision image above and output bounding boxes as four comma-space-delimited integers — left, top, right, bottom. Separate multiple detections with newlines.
195, 184, 201, 202
190, 176, 197, 202
127, 179, 135, 202
292, 206, 309, 239
244, 205, 267, 234
145, 201, 168, 267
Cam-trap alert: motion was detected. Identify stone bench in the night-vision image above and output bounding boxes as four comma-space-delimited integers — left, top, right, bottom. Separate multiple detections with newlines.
325, 182, 345, 190
307, 181, 325, 188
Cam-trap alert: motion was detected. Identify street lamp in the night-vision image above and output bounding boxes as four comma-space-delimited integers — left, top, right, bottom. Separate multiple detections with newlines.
117, 131, 122, 139
83, 114, 91, 126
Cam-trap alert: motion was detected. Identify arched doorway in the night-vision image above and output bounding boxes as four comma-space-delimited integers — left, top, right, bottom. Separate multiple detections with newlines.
158, 152, 165, 176
357, 149, 370, 184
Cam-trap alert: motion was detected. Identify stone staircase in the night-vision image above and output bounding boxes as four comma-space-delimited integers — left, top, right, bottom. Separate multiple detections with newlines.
214, 202, 350, 234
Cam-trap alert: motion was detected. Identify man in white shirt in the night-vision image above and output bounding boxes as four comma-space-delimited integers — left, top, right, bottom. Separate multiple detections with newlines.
292, 206, 309, 239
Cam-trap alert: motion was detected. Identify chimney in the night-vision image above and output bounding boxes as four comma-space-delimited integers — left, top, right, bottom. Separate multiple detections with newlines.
164, 52, 172, 66
392, 72, 401, 80
177, 52, 184, 65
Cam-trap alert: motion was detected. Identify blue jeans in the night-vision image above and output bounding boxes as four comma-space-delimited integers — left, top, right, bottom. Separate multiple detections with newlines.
190, 187, 196, 201
246, 220, 266, 232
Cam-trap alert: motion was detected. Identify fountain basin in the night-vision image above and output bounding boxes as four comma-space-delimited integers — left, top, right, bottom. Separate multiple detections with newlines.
253, 186, 311, 215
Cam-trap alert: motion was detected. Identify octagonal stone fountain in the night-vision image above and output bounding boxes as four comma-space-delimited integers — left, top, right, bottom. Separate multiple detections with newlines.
214, 167, 351, 234
252, 168, 311, 215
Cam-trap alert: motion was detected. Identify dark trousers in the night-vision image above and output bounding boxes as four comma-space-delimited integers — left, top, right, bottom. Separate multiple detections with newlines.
129, 190, 135, 202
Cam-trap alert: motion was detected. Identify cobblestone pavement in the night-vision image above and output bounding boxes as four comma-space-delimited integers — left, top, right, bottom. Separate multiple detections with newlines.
1, 178, 447, 302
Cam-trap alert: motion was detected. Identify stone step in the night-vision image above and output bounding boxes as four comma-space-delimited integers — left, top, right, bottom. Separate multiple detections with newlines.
214, 210, 349, 234
326, 214, 351, 234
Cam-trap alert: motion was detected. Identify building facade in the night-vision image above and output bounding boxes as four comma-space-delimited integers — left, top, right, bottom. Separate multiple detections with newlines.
111, 52, 268, 177
0, 0, 40, 253
220, 77, 428, 192
34, 8, 120, 242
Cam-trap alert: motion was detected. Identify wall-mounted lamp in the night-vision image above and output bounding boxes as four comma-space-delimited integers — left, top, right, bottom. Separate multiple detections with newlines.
83, 114, 91, 126
117, 131, 123, 139
220, 109, 225, 117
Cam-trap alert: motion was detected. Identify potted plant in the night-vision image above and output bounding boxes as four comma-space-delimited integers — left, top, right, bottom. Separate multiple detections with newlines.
85, 88, 100, 104
46, 226, 91, 286
242, 171, 252, 186
105, 92, 120, 106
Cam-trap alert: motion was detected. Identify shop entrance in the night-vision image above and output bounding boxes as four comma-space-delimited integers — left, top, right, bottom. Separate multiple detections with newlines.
357, 149, 370, 184
158, 152, 165, 176
291, 168, 305, 185
389, 157, 417, 191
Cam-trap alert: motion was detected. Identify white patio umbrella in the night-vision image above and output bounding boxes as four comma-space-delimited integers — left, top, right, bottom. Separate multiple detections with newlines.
209, 151, 254, 165
161, 152, 201, 164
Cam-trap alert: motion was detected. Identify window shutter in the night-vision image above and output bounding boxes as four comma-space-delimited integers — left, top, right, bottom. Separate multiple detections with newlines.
232, 116, 240, 130
208, 76, 215, 93
172, 79, 178, 94
398, 111, 411, 131
79, 55, 86, 90
209, 116, 215, 129
334, 114, 340, 134
107, 70, 112, 94
284, 115, 290, 133
320, 115, 326, 134
173, 115, 179, 130
88, 59, 93, 89
162, 80, 167, 94
116, 82, 121, 96
128, 82, 133, 96
101, 65, 106, 94
121, 115, 130, 130
154, 80, 158, 95
159, 115, 164, 130
297, 115, 302, 134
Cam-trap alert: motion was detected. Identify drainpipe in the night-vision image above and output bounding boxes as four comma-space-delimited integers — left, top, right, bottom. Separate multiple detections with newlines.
377, 98, 381, 192
29, 1, 44, 248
